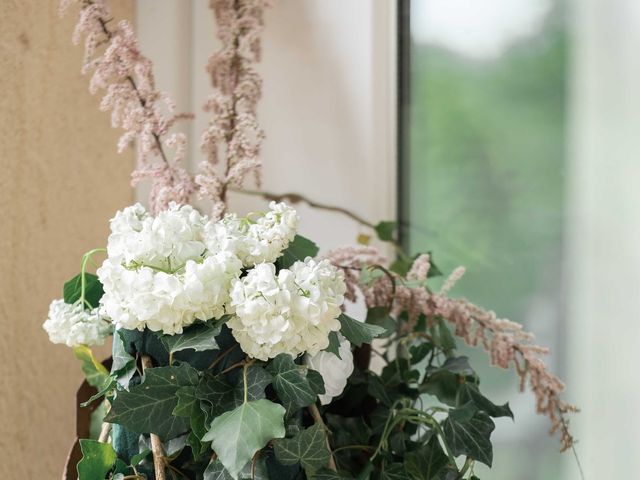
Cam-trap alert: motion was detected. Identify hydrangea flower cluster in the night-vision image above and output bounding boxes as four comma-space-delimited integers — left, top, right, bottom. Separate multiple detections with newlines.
228, 259, 346, 361
97, 203, 238, 334
43, 299, 111, 347
204, 201, 298, 267
97, 201, 300, 335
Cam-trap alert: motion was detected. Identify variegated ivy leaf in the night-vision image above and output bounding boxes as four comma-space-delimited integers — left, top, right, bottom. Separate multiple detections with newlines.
266, 354, 323, 411
203, 399, 286, 479
442, 404, 495, 467
273, 424, 330, 474
161, 320, 223, 355
338, 313, 387, 347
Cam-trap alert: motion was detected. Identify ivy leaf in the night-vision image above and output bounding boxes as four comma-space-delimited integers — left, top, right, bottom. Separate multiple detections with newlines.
434, 356, 475, 376
307, 369, 326, 397
204, 459, 234, 480
403, 436, 449, 480
267, 354, 319, 410
324, 331, 342, 359
233, 365, 274, 404
106, 363, 200, 440
203, 399, 286, 479
373, 221, 396, 241
380, 463, 409, 480
456, 383, 513, 419
339, 313, 386, 347
130, 449, 151, 466
365, 307, 396, 338
435, 318, 456, 353
274, 424, 330, 474
73, 345, 110, 389
80, 377, 116, 407
277, 235, 319, 268
77, 439, 117, 480
442, 404, 495, 467
161, 320, 222, 355
174, 386, 210, 458
196, 374, 236, 420
312, 468, 354, 479
409, 343, 433, 364
64, 272, 104, 308
112, 331, 135, 374
173, 386, 199, 417
112, 331, 136, 390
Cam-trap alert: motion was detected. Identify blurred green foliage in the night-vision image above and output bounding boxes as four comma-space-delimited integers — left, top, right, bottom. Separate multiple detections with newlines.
403, 19, 568, 480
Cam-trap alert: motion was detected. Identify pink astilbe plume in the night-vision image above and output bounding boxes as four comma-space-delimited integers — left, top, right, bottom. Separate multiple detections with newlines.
326, 247, 578, 451
196, 0, 269, 218
60, 0, 194, 213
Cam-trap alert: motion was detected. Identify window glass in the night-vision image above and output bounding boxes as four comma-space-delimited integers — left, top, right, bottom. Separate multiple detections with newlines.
401, 1, 567, 478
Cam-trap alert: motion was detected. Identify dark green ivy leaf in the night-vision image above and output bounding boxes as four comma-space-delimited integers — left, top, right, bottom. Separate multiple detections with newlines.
161, 320, 223, 355
324, 331, 342, 359
64, 272, 104, 308
274, 424, 330, 474
277, 235, 319, 268
373, 221, 397, 241
435, 318, 456, 354
196, 373, 236, 421
456, 383, 513, 419
409, 342, 433, 364
77, 439, 117, 480
232, 365, 274, 405
313, 468, 354, 479
404, 436, 449, 480
106, 363, 200, 440
365, 307, 396, 338
339, 313, 387, 347
380, 463, 409, 480
307, 369, 326, 397
267, 354, 322, 411
442, 404, 495, 467
434, 356, 475, 376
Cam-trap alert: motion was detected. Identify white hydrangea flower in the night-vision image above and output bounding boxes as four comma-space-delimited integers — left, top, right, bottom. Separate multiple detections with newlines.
205, 201, 298, 267
98, 253, 241, 335
306, 333, 354, 405
107, 202, 207, 271
43, 299, 112, 347
228, 258, 346, 360
98, 202, 244, 335
179, 252, 243, 323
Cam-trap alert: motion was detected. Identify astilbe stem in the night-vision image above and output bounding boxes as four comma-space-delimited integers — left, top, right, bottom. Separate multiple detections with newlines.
326, 248, 579, 451
60, 0, 195, 213
141, 355, 167, 480
197, 0, 269, 219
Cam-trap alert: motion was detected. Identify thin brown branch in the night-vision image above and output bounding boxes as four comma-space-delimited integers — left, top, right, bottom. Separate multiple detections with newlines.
230, 187, 376, 229
308, 403, 337, 472
98, 421, 111, 443
141, 355, 167, 480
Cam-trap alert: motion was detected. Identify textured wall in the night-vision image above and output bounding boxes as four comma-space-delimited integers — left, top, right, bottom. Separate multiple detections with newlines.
0, 0, 133, 476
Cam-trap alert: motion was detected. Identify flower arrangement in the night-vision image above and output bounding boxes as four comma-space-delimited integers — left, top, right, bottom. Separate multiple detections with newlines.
46, 1, 578, 479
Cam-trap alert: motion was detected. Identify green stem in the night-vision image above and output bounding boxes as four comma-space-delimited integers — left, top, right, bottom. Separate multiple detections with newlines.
459, 458, 473, 477
80, 248, 107, 309
332, 445, 373, 454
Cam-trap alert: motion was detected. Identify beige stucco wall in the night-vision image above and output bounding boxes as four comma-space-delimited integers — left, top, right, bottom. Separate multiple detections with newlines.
0, 0, 133, 476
